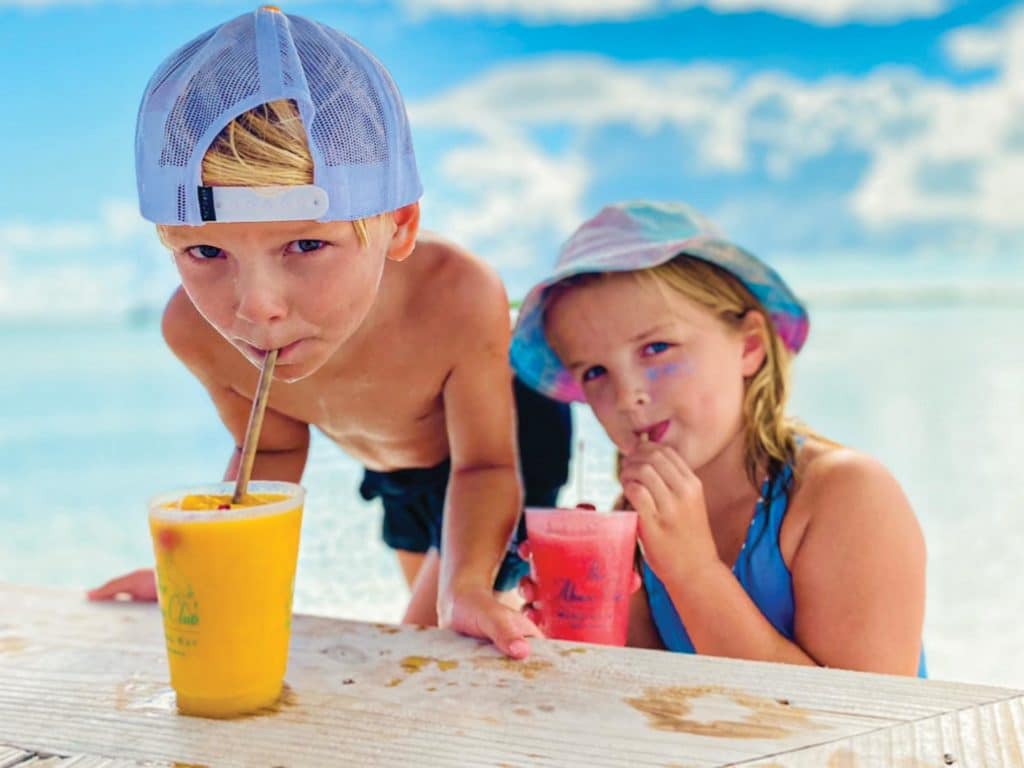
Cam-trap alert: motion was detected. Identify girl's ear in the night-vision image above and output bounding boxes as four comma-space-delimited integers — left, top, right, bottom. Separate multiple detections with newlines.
385, 202, 420, 262
739, 310, 768, 377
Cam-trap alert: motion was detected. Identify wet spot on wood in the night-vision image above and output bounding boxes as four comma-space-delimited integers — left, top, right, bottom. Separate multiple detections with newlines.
514, 707, 533, 717
115, 679, 176, 713
537, 704, 555, 713
473, 657, 553, 679
386, 678, 403, 687
557, 647, 588, 657
374, 623, 401, 635
0, 637, 28, 654
342, 678, 355, 685
625, 685, 820, 739
400, 655, 460, 674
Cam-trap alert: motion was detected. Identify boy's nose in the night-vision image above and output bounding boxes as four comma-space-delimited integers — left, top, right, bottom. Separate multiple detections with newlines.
234, 267, 289, 324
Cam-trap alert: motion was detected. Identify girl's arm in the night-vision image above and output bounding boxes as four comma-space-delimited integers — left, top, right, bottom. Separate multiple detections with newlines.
624, 443, 925, 674
787, 449, 925, 675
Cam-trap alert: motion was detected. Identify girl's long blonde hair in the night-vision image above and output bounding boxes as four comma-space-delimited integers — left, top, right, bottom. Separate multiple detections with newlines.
546, 255, 814, 495
162, 99, 376, 245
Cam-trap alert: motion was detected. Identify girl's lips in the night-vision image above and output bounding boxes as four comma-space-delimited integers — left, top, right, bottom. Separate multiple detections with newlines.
642, 420, 670, 443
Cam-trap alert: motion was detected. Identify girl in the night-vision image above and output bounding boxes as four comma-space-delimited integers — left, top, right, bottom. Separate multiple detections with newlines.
512, 201, 926, 676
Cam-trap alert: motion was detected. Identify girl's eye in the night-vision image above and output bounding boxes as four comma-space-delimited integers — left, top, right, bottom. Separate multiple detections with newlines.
642, 341, 670, 356
287, 239, 326, 254
582, 365, 606, 382
187, 244, 224, 260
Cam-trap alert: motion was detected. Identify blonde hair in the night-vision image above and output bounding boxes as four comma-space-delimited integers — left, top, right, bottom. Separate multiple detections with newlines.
163, 99, 377, 244
546, 256, 817, 492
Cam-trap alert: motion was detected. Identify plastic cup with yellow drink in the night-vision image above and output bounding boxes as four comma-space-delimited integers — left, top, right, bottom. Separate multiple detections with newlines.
148, 481, 304, 718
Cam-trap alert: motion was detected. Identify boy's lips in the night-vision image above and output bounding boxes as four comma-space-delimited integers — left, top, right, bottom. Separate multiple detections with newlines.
239, 338, 307, 364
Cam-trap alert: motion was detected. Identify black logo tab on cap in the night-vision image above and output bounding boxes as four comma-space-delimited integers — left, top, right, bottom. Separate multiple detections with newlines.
197, 187, 217, 222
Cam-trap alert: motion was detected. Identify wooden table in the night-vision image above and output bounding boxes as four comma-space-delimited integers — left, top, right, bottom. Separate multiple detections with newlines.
1, 583, 1021, 767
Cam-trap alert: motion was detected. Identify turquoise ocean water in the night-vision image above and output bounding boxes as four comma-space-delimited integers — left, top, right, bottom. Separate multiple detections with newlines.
2, 298, 1022, 688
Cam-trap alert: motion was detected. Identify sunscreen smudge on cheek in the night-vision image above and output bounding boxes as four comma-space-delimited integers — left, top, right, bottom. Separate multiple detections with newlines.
646, 360, 693, 384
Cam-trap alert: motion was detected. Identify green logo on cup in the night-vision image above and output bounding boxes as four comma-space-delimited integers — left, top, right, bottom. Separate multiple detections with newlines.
169, 587, 200, 627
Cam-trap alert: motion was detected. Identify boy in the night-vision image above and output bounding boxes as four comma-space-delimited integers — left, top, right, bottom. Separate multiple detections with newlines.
88, 7, 571, 660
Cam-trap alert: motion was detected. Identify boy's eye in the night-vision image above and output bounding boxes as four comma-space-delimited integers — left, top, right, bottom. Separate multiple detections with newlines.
582, 365, 606, 382
642, 341, 670, 356
187, 244, 224, 260
287, 239, 326, 254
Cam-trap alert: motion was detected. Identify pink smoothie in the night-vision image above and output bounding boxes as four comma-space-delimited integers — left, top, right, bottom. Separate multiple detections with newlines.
525, 508, 638, 646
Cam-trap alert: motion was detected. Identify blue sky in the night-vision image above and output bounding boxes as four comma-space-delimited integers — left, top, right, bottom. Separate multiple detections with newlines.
1, 0, 1022, 317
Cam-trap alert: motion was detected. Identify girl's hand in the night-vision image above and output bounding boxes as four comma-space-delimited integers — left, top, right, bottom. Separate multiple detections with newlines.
619, 442, 719, 585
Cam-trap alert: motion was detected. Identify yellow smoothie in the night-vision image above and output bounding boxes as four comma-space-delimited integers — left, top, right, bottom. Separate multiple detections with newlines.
148, 481, 304, 718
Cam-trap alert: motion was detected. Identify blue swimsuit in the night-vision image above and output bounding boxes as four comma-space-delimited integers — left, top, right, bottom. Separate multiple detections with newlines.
641, 461, 927, 677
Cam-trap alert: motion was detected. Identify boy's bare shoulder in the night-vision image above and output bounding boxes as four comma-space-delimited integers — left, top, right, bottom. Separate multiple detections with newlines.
161, 287, 240, 385
401, 233, 509, 331
409, 232, 506, 294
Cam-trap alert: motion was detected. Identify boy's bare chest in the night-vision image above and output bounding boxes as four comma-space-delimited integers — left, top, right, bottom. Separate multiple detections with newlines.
267, 347, 453, 469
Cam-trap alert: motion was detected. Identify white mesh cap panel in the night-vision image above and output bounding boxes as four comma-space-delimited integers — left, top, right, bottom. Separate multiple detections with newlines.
158, 31, 262, 168
135, 7, 422, 225
292, 20, 389, 167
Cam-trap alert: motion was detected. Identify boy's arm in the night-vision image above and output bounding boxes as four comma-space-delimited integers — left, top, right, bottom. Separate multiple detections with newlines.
435, 263, 540, 658
164, 286, 311, 484
87, 289, 309, 601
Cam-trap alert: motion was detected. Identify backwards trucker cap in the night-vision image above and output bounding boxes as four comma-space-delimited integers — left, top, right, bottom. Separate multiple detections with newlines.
135, 5, 422, 225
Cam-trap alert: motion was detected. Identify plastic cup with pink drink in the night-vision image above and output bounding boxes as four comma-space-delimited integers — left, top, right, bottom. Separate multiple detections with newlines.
524, 507, 638, 646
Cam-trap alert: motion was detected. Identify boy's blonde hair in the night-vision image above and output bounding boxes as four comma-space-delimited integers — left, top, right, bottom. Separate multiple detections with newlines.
546, 255, 815, 491
165, 99, 377, 244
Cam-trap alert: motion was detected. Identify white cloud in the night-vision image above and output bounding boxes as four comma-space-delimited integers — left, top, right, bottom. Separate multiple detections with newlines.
945, 7, 1024, 84
692, 0, 949, 25
427, 133, 589, 270
402, 0, 658, 23
0, 199, 174, 320
409, 12, 1024, 261
402, 0, 950, 25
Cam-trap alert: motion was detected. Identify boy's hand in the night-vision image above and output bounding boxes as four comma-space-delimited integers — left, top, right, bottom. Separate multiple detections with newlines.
86, 568, 158, 602
440, 586, 541, 660
619, 442, 719, 585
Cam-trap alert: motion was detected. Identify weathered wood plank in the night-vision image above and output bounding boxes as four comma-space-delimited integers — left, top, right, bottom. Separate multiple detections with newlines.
738, 694, 1024, 766
2, 583, 1021, 768
0, 750, 150, 768
0, 747, 34, 768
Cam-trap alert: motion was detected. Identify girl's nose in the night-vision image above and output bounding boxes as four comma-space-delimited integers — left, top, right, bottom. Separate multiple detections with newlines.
614, 375, 651, 412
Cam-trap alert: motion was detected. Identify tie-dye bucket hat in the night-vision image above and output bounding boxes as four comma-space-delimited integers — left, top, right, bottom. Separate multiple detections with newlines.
510, 200, 810, 403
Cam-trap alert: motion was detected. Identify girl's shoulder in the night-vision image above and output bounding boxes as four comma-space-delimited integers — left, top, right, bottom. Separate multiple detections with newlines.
792, 436, 904, 507
781, 436, 920, 561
